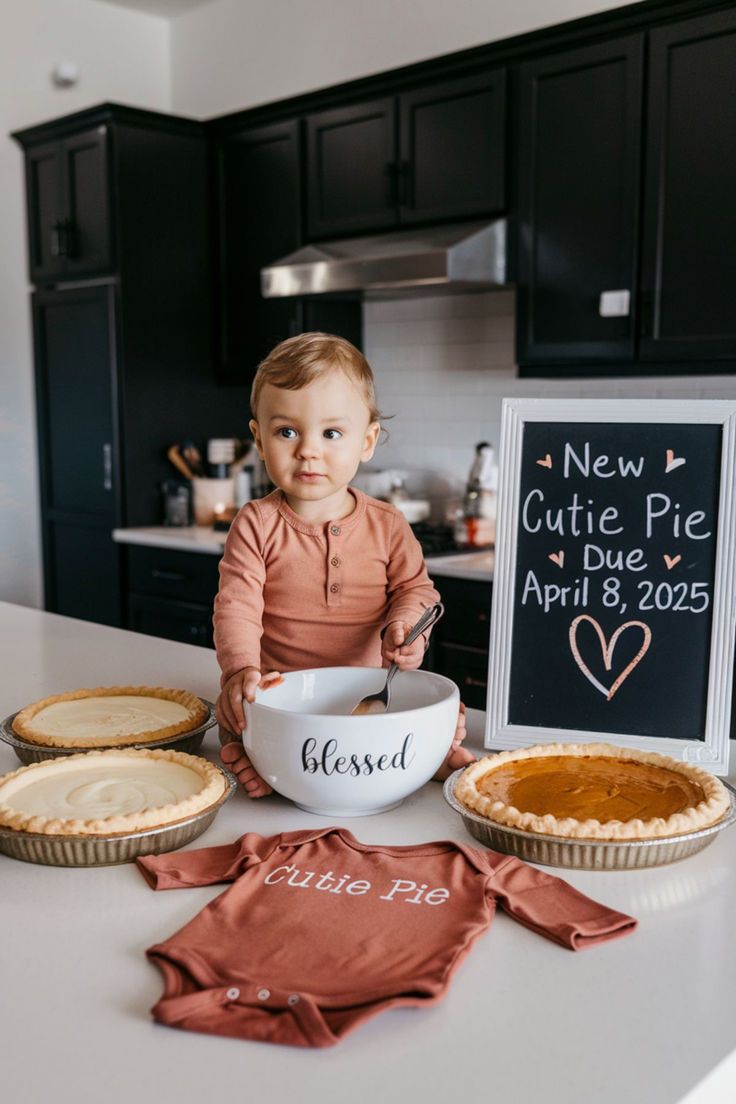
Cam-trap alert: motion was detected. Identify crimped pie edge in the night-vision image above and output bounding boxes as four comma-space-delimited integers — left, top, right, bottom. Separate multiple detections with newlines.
0, 747, 227, 836
11, 685, 209, 748
454, 743, 731, 841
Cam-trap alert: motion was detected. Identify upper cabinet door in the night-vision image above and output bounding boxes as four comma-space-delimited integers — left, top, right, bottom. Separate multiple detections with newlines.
306, 98, 397, 239
398, 70, 505, 224
61, 126, 113, 279
24, 126, 113, 284
216, 120, 302, 383
516, 36, 643, 366
640, 9, 736, 362
26, 141, 65, 283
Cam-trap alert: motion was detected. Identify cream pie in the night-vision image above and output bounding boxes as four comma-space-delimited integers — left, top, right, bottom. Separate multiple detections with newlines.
0, 748, 227, 836
12, 686, 208, 748
455, 743, 731, 841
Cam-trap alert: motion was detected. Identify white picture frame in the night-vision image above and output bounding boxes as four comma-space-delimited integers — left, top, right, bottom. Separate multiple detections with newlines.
485, 398, 736, 775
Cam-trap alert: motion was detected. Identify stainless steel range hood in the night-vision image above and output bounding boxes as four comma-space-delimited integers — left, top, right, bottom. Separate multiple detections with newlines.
260, 220, 509, 298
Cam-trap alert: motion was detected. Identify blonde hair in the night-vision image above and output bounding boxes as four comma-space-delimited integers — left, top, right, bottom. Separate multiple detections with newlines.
250, 332, 382, 423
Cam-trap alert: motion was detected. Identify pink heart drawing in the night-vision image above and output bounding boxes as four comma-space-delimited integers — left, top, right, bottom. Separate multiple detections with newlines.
569, 615, 652, 702
536, 454, 552, 469
548, 551, 565, 568
665, 449, 686, 473
664, 554, 682, 570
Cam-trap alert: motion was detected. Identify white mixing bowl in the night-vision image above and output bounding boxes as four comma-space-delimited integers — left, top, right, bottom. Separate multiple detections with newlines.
243, 667, 459, 816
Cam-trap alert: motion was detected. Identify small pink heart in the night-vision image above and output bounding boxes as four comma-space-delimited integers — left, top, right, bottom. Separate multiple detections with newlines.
664, 554, 682, 570
665, 449, 686, 473
549, 551, 565, 568
536, 454, 552, 469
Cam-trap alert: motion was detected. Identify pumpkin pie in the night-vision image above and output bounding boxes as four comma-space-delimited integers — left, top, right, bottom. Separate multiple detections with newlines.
454, 743, 731, 840
0, 748, 227, 836
12, 686, 208, 749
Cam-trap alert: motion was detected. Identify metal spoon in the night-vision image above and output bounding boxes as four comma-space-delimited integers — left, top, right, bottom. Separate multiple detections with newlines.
350, 603, 445, 715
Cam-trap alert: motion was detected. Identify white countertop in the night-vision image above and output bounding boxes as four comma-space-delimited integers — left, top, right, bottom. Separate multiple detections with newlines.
1, 600, 733, 1104
113, 525, 493, 581
113, 524, 227, 555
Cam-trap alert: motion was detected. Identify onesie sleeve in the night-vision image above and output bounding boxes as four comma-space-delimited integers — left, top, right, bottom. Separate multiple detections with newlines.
136, 831, 282, 890
382, 510, 441, 636
213, 504, 267, 684
490, 856, 637, 950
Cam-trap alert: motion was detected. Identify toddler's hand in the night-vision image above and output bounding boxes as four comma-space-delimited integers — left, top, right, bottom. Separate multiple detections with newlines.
215, 667, 283, 735
382, 620, 426, 670
433, 702, 476, 781
219, 742, 272, 798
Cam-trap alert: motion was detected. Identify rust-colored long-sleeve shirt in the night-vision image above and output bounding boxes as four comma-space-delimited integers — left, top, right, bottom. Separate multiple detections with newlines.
137, 827, 637, 1048
213, 488, 440, 683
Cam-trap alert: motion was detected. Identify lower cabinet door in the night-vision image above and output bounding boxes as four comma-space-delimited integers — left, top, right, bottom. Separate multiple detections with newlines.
127, 593, 213, 648
433, 642, 489, 710
46, 519, 122, 627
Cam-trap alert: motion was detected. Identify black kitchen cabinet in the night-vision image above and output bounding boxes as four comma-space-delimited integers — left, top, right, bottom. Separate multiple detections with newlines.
32, 286, 122, 625
398, 72, 505, 226
639, 8, 736, 362
215, 120, 303, 385
14, 104, 248, 628
426, 575, 492, 710
306, 99, 396, 239
126, 545, 220, 648
516, 36, 643, 365
306, 70, 506, 239
24, 126, 112, 284
213, 118, 362, 386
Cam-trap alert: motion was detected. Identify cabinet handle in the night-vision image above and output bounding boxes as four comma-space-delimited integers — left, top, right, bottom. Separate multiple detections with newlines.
463, 676, 487, 689
151, 569, 187, 582
598, 289, 630, 317
397, 159, 412, 207
102, 442, 113, 491
50, 221, 63, 257
50, 218, 76, 258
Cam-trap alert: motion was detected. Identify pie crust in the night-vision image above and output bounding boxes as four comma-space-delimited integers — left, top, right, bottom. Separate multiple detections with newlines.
454, 743, 731, 841
0, 748, 227, 836
11, 686, 208, 748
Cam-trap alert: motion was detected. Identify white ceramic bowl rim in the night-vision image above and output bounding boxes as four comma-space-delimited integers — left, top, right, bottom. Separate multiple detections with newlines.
250, 667, 459, 721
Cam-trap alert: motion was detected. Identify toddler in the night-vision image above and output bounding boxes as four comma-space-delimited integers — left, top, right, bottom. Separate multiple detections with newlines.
214, 332, 474, 796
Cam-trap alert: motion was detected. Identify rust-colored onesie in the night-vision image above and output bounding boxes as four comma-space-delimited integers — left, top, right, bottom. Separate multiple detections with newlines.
137, 827, 636, 1048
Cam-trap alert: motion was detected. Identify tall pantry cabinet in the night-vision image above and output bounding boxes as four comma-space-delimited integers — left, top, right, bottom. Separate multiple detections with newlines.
13, 104, 245, 627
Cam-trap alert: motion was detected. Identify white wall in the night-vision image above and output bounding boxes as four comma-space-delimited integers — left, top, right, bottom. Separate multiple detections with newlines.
169, 0, 641, 117
0, 0, 170, 608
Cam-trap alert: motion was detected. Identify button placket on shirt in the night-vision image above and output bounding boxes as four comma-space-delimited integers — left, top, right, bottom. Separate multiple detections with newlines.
326, 524, 343, 606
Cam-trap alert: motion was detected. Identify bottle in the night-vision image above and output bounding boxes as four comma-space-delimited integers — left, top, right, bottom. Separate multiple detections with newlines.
455, 442, 498, 548
234, 467, 253, 508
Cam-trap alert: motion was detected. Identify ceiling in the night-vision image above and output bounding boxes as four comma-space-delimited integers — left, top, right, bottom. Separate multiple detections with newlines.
92, 0, 215, 17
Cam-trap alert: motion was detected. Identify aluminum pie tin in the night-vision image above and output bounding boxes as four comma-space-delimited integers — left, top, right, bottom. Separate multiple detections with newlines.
0, 764, 237, 867
0, 698, 217, 765
443, 768, 736, 871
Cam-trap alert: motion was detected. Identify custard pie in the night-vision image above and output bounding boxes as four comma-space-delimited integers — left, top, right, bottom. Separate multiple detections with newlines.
455, 743, 731, 841
12, 686, 208, 748
0, 748, 227, 836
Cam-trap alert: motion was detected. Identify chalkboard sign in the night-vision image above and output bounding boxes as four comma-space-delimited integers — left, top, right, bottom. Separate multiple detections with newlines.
486, 399, 736, 774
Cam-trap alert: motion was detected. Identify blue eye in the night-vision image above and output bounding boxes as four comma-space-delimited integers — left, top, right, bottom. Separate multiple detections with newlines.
277, 427, 297, 439
324, 428, 343, 440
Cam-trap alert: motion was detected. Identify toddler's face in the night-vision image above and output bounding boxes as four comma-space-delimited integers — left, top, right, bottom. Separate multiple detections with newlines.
250, 368, 380, 509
